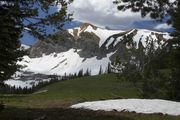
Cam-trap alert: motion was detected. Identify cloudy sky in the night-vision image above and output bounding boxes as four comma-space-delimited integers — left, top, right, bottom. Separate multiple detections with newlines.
68, 0, 172, 30
22, 0, 172, 45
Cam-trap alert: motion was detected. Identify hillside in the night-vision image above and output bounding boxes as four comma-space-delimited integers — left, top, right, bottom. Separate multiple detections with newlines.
2, 74, 139, 108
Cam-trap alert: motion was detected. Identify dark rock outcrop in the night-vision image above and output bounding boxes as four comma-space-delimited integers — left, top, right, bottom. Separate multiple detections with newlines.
29, 30, 75, 58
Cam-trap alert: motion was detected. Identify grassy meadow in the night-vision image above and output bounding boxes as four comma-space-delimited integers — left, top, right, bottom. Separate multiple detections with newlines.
0, 74, 179, 120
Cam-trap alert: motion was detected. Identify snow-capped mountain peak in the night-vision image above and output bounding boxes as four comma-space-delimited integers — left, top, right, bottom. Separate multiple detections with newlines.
18, 23, 171, 76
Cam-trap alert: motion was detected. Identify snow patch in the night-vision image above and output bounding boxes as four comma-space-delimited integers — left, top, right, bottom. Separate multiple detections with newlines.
21, 44, 30, 50
106, 37, 114, 49
113, 36, 123, 46
71, 99, 180, 116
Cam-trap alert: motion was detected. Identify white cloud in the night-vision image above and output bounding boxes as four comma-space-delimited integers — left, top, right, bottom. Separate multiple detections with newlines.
68, 0, 172, 31
154, 23, 172, 31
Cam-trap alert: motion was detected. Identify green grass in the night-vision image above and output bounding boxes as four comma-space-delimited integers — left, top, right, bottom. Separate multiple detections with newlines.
1, 74, 140, 108
0, 74, 179, 120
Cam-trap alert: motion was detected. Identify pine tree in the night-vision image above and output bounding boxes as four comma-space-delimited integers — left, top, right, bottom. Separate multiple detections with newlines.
78, 69, 83, 77
107, 63, 112, 73
0, 0, 71, 84
84, 69, 90, 76
0, 2, 24, 84
99, 66, 103, 75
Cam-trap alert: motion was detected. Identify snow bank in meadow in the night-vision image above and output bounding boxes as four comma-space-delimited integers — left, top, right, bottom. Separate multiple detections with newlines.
71, 99, 180, 116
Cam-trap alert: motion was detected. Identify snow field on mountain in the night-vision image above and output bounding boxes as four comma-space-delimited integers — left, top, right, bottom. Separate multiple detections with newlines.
68, 25, 124, 47
5, 78, 51, 88
133, 29, 170, 49
71, 99, 180, 116
84, 26, 124, 46
106, 29, 171, 49
19, 49, 113, 76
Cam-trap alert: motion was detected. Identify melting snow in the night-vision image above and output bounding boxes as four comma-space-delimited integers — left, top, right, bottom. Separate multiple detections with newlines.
71, 99, 180, 116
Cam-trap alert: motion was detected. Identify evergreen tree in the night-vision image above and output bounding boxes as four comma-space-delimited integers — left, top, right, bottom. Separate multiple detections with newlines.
99, 66, 103, 75
107, 62, 112, 73
115, 0, 180, 100
0, 1, 24, 84
84, 69, 90, 76
167, 2, 180, 99
78, 69, 83, 77
0, 0, 72, 84
114, 0, 176, 22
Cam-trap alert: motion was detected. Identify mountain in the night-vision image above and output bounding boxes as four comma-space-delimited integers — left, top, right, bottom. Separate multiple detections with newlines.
18, 23, 171, 76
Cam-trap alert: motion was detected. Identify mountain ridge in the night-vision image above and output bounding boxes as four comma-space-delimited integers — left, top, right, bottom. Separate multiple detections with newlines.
19, 23, 171, 76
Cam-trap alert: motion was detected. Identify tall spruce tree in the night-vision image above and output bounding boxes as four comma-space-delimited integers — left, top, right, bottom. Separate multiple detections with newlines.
167, 1, 180, 100
0, 1, 23, 84
0, 0, 72, 84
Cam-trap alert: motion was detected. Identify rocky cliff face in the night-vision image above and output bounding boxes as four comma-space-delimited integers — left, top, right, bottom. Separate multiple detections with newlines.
21, 23, 171, 76
29, 30, 76, 58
